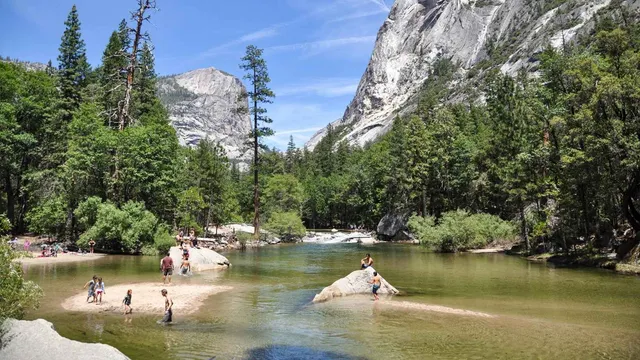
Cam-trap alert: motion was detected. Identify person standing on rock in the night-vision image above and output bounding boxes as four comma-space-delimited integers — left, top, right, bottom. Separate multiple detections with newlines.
161, 253, 174, 284
361, 253, 373, 269
160, 289, 173, 323
369, 271, 382, 301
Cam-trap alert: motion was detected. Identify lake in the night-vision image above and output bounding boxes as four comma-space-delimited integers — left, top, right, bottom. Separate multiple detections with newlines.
23, 243, 640, 359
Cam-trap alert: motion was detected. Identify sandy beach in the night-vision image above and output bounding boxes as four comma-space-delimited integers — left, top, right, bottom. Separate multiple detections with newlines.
61, 283, 232, 315
14, 252, 108, 265
15, 252, 108, 265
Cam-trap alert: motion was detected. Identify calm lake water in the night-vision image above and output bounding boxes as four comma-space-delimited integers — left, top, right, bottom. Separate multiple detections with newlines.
23, 244, 640, 359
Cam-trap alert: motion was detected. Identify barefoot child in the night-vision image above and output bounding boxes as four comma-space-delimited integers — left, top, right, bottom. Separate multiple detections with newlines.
83, 275, 97, 303
95, 277, 106, 304
122, 289, 132, 314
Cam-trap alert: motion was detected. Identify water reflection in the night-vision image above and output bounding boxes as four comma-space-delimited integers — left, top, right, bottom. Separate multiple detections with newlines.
245, 345, 368, 360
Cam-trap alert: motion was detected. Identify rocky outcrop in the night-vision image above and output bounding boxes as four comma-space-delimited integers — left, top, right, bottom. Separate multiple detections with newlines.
157, 68, 251, 161
312, 267, 399, 303
306, 0, 617, 149
0, 319, 129, 360
377, 213, 408, 240
169, 246, 230, 271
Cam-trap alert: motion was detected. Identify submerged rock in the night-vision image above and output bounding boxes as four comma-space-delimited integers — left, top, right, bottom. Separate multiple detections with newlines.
170, 246, 230, 272
313, 267, 399, 303
0, 319, 129, 360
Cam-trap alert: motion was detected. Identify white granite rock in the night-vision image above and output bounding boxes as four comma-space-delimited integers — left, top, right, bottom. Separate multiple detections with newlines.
0, 319, 129, 360
313, 267, 399, 303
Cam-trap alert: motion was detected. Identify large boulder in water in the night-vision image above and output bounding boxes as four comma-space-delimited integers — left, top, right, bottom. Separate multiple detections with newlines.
313, 267, 399, 303
170, 246, 230, 272
376, 213, 409, 240
0, 319, 129, 360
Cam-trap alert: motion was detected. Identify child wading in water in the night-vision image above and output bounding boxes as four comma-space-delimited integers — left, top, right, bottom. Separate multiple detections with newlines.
95, 277, 106, 305
122, 289, 132, 314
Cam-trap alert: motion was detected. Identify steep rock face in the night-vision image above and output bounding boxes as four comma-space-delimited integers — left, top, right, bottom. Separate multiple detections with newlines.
157, 68, 251, 160
306, 0, 614, 149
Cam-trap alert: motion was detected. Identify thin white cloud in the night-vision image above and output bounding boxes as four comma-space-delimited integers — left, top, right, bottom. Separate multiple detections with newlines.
277, 127, 324, 135
268, 36, 376, 54
367, 0, 390, 12
327, 9, 386, 23
278, 78, 360, 98
239, 27, 279, 42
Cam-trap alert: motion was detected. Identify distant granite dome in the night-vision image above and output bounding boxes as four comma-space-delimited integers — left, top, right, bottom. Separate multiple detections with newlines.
306, 0, 618, 149
157, 67, 251, 160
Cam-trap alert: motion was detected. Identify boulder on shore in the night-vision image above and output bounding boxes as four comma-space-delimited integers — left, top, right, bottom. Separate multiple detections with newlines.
0, 319, 129, 360
376, 213, 408, 240
170, 246, 230, 271
312, 267, 399, 303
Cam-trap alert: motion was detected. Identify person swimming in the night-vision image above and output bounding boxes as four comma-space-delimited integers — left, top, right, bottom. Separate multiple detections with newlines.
361, 253, 373, 269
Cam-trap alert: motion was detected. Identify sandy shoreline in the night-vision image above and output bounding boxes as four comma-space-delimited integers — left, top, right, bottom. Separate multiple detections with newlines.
384, 300, 495, 318
15, 252, 108, 265
61, 283, 232, 315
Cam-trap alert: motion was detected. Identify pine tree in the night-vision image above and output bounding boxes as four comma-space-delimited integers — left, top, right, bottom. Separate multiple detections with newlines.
45, 60, 55, 76
133, 41, 158, 118
57, 5, 89, 115
285, 135, 297, 173
239, 45, 275, 238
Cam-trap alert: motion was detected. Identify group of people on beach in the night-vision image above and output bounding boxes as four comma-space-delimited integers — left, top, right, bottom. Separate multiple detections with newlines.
81, 274, 174, 322
360, 253, 382, 301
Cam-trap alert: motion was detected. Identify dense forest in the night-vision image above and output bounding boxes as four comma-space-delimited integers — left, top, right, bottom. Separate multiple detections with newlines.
1, 2, 640, 264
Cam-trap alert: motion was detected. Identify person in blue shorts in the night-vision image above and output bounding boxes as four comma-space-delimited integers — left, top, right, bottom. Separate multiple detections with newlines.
369, 271, 381, 301
360, 253, 373, 269
83, 275, 97, 303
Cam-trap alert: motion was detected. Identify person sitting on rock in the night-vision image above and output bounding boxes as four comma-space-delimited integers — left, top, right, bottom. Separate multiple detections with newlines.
361, 253, 373, 269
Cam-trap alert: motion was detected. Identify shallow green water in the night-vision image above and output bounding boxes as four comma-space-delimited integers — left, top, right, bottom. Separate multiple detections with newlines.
23, 244, 640, 359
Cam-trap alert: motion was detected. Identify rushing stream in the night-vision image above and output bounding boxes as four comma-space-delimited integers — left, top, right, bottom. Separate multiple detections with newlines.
23, 244, 640, 359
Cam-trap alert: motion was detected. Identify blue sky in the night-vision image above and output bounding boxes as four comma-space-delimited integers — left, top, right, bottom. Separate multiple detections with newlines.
0, 0, 392, 149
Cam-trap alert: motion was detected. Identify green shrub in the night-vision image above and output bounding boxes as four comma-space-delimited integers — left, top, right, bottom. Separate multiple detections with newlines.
0, 239, 43, 320
76, 200, 160, 253
408, 210, 516, 252
25, 195, 67, 237
264, 211, 306, 240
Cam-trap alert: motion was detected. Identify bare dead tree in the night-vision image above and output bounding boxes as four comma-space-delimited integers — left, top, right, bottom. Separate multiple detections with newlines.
111, 0, 156, 204
117, 0, 156, 130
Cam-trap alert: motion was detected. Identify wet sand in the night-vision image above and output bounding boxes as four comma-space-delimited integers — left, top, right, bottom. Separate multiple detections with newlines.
16, 252, 108, 265
61, 283, 232, 315
384, 300, 496, 318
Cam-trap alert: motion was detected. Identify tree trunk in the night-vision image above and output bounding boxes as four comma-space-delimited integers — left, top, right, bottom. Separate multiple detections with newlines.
252, 67, 260, 239
5, 173, 14, 231
520, 203, 529, 254
117, 0, 150, 130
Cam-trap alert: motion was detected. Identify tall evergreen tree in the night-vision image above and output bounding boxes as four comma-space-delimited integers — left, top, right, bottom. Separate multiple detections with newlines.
57, 5, 89, 115
239, 45, 275, 238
